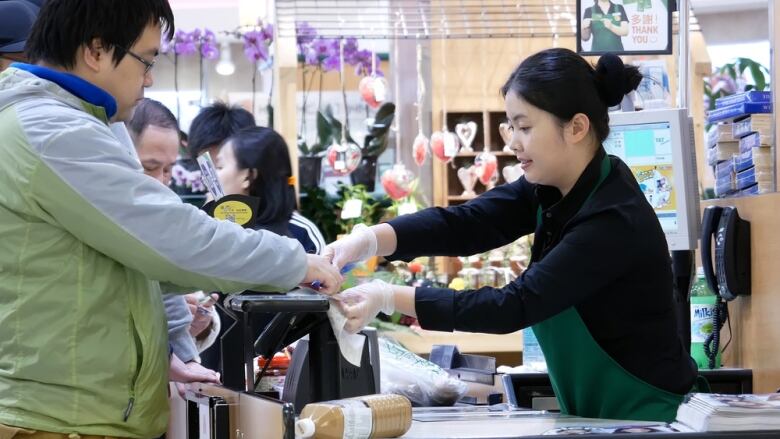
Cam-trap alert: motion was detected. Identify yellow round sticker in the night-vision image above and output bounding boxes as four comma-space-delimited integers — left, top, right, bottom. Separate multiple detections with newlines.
214, 200, 253, 226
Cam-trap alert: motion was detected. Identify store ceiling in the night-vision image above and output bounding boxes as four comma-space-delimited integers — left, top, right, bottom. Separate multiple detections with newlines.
276, 0, 699, 40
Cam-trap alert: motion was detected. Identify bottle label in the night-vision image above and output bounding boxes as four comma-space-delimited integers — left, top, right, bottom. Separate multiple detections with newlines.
337, 400, 373, 439
690, 303, 715, 343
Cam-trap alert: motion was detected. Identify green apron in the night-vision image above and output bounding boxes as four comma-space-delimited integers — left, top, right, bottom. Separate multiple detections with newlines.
530, 155, 684, 422
590, 8, 625, 52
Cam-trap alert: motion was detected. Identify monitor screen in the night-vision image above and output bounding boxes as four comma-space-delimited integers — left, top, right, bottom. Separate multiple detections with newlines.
604, 122, 678, 234
603, 109, 700, 251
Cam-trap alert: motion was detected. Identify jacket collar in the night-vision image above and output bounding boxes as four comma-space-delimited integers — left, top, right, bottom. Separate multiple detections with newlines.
11, 62, 117, 121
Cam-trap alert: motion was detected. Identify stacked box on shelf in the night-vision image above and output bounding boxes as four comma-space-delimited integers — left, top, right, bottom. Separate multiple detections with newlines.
706, 123, 739, 167
708, 92, 774, 197
714, 159, 736, 198
733, 115, 774, 195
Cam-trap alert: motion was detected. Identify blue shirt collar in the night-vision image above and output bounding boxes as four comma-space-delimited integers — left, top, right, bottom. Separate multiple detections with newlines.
11, 62, 117, 120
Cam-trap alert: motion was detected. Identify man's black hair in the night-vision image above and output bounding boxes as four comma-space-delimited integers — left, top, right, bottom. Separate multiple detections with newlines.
26, 0, 174, 69
187, 102, 255, 159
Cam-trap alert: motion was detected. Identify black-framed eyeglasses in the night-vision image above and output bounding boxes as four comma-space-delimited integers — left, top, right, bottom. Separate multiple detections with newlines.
119, 46, 156, 75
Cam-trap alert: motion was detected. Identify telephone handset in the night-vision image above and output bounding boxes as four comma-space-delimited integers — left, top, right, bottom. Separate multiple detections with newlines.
699, 206, 750, 369
700, 205, 751, 301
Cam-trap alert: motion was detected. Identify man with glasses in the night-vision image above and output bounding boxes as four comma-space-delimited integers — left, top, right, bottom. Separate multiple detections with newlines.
0, 1, 342, 438
0, 0, 38, 71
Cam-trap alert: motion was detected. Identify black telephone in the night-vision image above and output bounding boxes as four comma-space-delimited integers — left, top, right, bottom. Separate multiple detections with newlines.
700, 206, 751, 301
699, 206, 751, 369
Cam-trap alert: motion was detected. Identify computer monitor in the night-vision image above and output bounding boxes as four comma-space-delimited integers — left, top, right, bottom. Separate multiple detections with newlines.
603, 108, 700, 251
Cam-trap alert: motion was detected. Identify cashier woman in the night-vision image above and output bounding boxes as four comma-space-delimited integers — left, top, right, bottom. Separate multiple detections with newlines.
327, 48, 697, 423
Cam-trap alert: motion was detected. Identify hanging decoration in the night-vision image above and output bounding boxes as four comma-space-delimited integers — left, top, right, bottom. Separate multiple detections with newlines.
499, 121, 513, 153
457, 166, 478, 197
430, 35, 460, 163
475, 152, 498, 186
473, 37, 498, 189
382, 23, 417, 201
412, 42, 429, 167
502, 163, 524, 183
326, 38, 362, 176
454, 121, 477, 153
358, 44, 388, 109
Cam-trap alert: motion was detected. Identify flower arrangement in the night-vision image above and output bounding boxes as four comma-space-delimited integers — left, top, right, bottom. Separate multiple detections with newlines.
295, 21, 383, 158
171, 163, 205, 193
161, 23, 275, 119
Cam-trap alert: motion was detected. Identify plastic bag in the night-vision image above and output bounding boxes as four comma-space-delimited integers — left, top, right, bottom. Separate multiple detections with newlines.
378, 337, 467, 406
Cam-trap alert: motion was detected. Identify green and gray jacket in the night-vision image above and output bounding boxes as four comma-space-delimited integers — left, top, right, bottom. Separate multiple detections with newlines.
0, 65, 307, 438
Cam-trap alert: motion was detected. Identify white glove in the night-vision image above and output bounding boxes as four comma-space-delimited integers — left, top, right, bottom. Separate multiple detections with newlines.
323, 223, 378, 270
335, 280, 395, 334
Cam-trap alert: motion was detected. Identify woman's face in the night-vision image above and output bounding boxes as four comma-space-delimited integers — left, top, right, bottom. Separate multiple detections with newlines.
504, 90, 571, 188
215, 141, 252, 196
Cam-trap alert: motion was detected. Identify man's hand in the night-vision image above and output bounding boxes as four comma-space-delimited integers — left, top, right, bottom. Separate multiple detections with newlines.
334, 280, 395, 334
185, 292, 219, 337
301, 254, 343, 295
322, 224, 378, 270
169, 353, 221, 397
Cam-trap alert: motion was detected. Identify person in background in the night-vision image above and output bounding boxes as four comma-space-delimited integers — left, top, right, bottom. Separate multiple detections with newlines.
0, 0, 39, 71
581, 0, 629, 53
0, 1, 341, 438
198, 126, 328, 370
188, 101, 256, 160
327, 49, 696, 423
215, 126, 326, 253
127, 98, 221, 372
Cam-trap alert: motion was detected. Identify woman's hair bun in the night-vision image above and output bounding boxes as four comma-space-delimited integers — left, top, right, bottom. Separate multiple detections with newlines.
594, 53, 643, 107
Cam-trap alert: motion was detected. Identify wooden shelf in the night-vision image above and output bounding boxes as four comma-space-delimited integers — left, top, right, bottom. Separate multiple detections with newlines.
455, 150, 515, 157
384, 329, 523, 356
448, 194, 477, 201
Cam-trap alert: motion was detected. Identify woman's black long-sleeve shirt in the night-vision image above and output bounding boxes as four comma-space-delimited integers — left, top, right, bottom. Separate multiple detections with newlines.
386, 148, 697, 395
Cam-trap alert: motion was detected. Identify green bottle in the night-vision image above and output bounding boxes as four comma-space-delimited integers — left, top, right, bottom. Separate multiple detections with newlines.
690, 268, 721, 369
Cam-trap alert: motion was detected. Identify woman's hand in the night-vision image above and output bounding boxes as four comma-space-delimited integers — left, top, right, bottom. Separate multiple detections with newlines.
322, 224, 378, 270
335, 280, 395, 334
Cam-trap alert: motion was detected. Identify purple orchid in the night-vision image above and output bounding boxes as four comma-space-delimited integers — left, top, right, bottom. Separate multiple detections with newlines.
243, 30, 270, 63
322, 54, 341, 72
350, 49, 383, 76
200, 29, 219, 60
295, 21, 317, 46
342, 37, 359, 62
260, 23, 274, 43
174, 30, 197, 56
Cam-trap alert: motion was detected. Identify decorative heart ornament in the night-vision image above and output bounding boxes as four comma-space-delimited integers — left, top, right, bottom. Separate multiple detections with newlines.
326, 139, 362, 176
474, 151, 498, 186
381, 163, 416, 200
358, 76, 388, 109
499, 122, 514, 153
430, 130, 460, 163
457, 166, 478, 197
455, 121, 478, 153
412, 132, 430, 167
502, 163, 524, 184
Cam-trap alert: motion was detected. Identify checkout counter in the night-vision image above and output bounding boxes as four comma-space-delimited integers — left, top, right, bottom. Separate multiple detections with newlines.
166, 287, 774, 439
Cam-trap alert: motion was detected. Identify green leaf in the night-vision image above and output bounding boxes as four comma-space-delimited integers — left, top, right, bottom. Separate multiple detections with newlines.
368, 103, 396, 136
363, 102, 396, 157
316, 109, 335, 148
724, 64, 738, 81
749, 63, 766, 91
